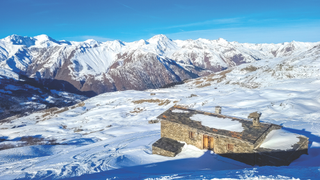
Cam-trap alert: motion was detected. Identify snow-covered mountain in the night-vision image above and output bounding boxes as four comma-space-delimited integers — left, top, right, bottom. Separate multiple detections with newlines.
186, 43, 320, 90
1, 34, 318, 95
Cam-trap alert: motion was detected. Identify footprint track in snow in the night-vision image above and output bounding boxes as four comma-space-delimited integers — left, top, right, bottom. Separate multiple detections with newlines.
16, 130, 160, 179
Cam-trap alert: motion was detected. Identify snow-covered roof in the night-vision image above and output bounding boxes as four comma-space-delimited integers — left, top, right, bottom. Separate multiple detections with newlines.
190, 114, 244, 132
260, 129, 300, 150
157, 106, 280, 144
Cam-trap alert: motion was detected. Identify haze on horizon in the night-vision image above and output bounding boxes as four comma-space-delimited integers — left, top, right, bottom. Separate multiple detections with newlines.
1, 0, 319, 43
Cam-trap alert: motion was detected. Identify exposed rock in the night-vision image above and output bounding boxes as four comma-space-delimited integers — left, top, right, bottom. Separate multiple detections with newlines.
148, 120, 159, 124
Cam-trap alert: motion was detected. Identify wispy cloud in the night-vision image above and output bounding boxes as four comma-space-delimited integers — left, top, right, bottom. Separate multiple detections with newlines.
166, 24, 320, 43
159, 17, 243, 30
115, 1, 136, 12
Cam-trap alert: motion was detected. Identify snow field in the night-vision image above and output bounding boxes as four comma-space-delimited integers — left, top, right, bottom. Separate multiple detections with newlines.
0, 72, 319, 179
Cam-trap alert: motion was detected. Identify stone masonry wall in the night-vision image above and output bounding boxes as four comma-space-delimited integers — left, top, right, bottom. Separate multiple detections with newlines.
214, 135, 254, 154
161, 120, 261, 165
161, 120, 255, 153
286, 136, 309, 164
152, 146, 176, 157
161, 120, 203, 149
214, 135, 255, 165
298, 136, 309, 150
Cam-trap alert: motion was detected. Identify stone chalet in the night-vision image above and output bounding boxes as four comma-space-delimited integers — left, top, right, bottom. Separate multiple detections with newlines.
152, 105, 309, 166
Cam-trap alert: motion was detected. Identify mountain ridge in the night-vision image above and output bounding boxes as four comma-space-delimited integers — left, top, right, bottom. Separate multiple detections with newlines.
0, 34, 319, 95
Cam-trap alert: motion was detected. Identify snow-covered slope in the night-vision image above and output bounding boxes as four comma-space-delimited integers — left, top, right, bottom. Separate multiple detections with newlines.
0, 67, 87, 120
1, 34, 318, 95
0, 51, 320, 179
185, 43, 320, 89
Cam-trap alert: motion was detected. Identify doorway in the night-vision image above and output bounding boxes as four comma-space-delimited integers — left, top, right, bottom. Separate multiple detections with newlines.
203, 135, 214, 150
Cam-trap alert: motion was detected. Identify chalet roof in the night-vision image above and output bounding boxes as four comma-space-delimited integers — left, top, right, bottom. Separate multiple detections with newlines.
157, 106, 281, 144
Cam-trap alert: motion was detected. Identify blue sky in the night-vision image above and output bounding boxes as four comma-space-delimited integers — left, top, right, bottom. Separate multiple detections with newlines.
1, 0, 319, 43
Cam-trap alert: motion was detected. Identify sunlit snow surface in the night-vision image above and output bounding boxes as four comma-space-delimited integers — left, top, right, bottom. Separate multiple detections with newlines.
260, 129, 300, 150
1, 53, 320, 179
190, 114, 244, 132
171, 109, 189, 113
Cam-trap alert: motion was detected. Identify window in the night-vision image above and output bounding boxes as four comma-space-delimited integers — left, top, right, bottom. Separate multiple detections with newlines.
189, 131, 195, 139
227, 144, 234, 151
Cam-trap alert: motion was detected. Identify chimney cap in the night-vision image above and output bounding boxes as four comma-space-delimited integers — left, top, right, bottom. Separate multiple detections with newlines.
248, 111, 261, 119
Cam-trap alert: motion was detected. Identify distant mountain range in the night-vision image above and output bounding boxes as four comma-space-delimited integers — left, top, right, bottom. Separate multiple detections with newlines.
0, 34, 319, 95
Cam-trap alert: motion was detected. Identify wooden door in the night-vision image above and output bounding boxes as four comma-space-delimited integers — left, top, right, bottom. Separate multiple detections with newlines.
208, 136, 214, 150
203, 135, 208, 149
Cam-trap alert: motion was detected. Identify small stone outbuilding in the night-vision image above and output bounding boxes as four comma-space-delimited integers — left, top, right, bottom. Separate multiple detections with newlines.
152, 137, 185, 157
152, 105, 309, 166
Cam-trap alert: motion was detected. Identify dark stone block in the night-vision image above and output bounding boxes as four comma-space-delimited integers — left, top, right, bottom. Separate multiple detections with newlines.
152, 137, 185, 157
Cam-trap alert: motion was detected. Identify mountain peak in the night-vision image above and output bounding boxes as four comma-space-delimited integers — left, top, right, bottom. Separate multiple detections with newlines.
6, 34, 22, 39
33, 34, 71, 47
84, 39, 99, 43
148, 34, 171, 43
4, 34, 35, 47
34, 34, 51, 41
217, 38, 228, 42
136, 39, 149, 46
151, 34, 168, 38
145, 34, 177, 54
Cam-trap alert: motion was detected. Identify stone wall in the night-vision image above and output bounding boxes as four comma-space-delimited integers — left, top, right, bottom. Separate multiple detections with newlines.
152, 137, 185, 157
152, 146, 176, 157
161, 120, 255, 154
213, 135, 254, 154
161, 120, 203, 149
214, 135, 256, 165
297, 136, 309, 151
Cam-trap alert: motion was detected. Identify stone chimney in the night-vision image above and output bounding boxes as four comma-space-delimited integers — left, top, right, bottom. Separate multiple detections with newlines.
215, 106, 221, 114
248, 112, 261, 127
